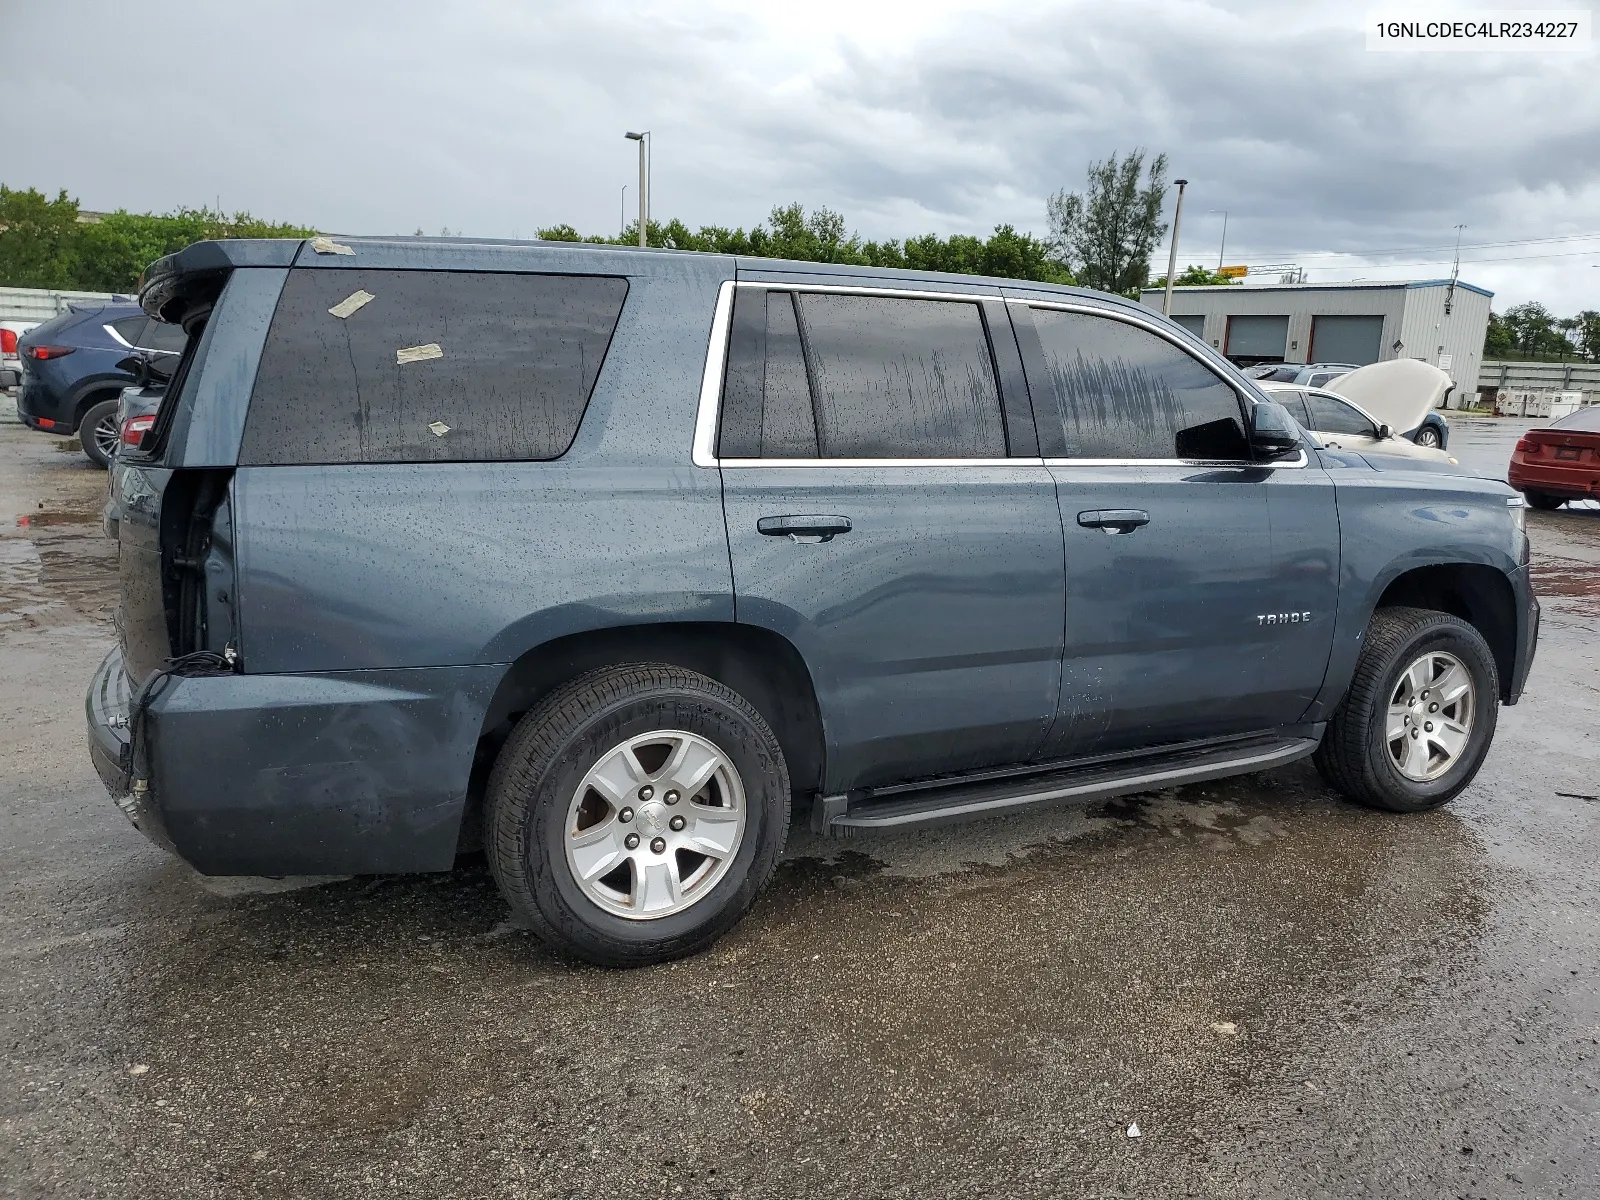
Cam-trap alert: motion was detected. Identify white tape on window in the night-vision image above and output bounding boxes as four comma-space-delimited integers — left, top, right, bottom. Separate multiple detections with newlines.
396, 343, 443, 365
327, 290, 375, 319
309, 236, 355, 256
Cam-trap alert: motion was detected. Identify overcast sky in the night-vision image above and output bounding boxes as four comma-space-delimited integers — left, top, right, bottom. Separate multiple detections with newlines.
4, 0, 1597, 312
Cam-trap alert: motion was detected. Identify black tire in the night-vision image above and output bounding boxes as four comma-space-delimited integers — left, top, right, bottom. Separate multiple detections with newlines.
1524, 491, 1565, 511
486, 663, 790, 966
79, 398, 121, 469
1414, 426, 1441, 448
1313, 606, 1499, 813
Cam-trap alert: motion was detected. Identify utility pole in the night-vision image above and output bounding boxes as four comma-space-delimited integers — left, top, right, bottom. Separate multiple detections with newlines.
1209, 209, 1228, 271
620, 186, 627, 239
625, 131, 650, 247
1163, 179, 1188, 317
1445, 223, 1465, 314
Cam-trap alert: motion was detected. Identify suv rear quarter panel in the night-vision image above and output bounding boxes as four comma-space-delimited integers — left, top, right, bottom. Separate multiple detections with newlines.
232, 248, 737, 674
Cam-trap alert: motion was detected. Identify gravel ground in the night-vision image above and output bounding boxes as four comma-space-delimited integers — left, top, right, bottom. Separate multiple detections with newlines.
2, 414, 1597, 1199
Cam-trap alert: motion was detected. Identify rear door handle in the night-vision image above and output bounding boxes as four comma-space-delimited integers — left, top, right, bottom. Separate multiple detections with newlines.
1077, 509, 1150, 533
758, 514, 852, 542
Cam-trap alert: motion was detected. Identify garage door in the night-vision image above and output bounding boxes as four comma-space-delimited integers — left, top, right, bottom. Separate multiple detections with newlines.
1224, 315, 1288, 362
1172, 314, 1205, 341
1310, 315, 1383, 365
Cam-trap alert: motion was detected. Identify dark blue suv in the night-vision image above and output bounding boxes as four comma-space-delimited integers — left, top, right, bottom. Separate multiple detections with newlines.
17, 301, 187, 466
87, 236, 1538, 967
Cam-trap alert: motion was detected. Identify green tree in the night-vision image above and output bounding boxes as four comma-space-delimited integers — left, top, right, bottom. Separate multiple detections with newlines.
1502, 302, 1558, 356
1046, 149, 1169, 296
1149, 263, 1239, 288
1484, 310, 1516, 358
1572, 310, 1600, 362
0, 186, 84, 288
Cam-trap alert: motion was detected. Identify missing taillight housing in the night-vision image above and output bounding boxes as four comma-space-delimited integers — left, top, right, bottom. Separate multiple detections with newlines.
121, 414, 156, 449
24, 344, 75, 360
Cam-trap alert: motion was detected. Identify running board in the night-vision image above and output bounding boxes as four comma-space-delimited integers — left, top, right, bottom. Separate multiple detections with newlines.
813, 732, 1321, 835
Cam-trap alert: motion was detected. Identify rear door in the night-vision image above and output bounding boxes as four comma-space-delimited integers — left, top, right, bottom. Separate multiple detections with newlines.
717, 281, 1065, 791
1012, 301, 1339, 758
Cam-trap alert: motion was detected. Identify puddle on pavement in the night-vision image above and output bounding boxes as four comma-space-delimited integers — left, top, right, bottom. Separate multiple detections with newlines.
15, 508, 98, 528
95, 763, 1495, 1197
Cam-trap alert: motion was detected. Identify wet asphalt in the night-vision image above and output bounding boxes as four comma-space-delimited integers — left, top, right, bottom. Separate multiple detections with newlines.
2, 413, 1597, 1199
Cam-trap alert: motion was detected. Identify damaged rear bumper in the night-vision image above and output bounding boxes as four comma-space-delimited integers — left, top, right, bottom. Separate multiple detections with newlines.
85, 646, 501, 876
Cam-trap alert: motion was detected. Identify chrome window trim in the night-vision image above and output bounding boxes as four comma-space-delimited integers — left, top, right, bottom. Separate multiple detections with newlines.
1044, 449, 1308, 470
691, 280, 736, 467
719, 457, 1045, 469
104, 322, 137, 350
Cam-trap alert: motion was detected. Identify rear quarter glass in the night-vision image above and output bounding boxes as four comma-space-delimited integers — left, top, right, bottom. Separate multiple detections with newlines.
238, 269, 628, 465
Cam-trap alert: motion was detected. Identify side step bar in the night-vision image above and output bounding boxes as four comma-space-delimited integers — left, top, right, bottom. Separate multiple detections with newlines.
812, 731, 1321, 835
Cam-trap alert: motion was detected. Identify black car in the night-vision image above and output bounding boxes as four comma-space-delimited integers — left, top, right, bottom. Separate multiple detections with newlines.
16, 301, 186, 467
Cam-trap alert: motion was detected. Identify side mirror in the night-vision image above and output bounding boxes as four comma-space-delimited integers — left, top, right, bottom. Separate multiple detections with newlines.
1248, 400, 1303, 461
1377, 423, 1392, 440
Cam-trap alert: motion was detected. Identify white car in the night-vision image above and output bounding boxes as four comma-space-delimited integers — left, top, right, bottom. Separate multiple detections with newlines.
1, 319, 40, 391
1260, 359, 1458, 464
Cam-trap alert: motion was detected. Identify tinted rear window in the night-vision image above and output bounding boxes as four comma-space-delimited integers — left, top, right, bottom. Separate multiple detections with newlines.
796, 293, 1006, 458
1551, 406, 1600, 433
110, 316, 150, 346
240, 269, 627, 465
1031, 308, 1248, 460
141, 320, 188, 354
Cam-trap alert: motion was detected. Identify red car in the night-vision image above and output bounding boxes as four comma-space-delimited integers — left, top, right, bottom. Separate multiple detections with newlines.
1509, 406, 1600, 510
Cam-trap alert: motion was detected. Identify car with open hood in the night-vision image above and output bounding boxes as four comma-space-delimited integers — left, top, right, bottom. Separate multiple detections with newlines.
1260, 359, 1458, 465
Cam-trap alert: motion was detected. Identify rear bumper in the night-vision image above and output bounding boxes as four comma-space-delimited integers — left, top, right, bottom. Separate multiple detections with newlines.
85, 647, 503, 875
1507, 563, 1539, 705
1508, 459, 1599, 500
16, 377, 75, 432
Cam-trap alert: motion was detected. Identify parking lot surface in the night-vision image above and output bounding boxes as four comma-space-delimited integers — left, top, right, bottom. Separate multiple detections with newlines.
3, 415, 1598, 1199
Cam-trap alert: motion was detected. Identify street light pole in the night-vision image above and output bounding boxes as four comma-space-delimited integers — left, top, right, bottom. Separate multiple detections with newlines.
625, 131, 650, 247
1209, 209, 1228, 271
1163, 179, 1188, 317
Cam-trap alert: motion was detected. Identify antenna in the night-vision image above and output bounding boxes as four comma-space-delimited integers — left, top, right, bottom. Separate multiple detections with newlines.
1445, 224, 1465, 315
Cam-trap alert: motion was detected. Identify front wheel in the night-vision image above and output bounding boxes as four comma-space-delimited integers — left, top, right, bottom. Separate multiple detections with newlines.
80, 398, 121, 469
1524, 491, 1565, 511
1314, 606, 1499, 813
1414, 426, 1441, 448
486, 663, 790, 966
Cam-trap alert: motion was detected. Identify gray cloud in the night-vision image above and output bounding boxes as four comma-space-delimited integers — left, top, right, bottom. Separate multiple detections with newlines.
3, 0, 1596, 309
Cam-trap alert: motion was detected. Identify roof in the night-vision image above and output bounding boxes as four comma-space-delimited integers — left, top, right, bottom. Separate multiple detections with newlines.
1140, 278, 1493, 299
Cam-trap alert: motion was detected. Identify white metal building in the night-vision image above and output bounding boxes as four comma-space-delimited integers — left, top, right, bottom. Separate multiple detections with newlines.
1138, 279, 1493, 410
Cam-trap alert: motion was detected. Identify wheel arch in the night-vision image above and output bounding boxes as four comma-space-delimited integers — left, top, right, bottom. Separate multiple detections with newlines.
1375, 563, 1517, 701
461, 622, 826, 850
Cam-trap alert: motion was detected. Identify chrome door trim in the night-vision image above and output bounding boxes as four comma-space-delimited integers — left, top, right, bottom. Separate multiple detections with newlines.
719, 457, 1046, 469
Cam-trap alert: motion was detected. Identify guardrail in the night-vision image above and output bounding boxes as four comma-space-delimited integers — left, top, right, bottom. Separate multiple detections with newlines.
1478, 359, 1600, 394
0, 285, 133, 324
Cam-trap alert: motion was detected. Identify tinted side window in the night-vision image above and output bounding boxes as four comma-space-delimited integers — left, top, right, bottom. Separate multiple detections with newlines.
718, 289, 817, 458
241, 269, 627, 465
1305, 393, 1377, 436
1272, 391, 1313, 429
140, 320, 189, 354
110, 316, 150, 346
797, 294, 1005, 458
1031, 308, 1248, 460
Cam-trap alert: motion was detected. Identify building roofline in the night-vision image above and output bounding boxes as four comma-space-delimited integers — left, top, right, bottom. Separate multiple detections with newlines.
1140, 278, 1493, 299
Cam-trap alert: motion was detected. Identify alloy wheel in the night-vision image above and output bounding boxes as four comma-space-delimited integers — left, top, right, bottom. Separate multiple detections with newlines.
1386, 650, 1475, 781
563, 729, 746, 919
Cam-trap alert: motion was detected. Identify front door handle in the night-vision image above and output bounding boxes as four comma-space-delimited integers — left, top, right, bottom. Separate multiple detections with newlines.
758, 514, 853, 542
1077, 509, 1150, 533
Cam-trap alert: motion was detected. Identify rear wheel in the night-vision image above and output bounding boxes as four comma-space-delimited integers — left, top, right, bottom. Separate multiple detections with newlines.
486, 663, 790, 966
1314, 606, 1499, 813
79, 398, 121, 469
1414, 425, 1441, 448
1524, 491, 1565, 511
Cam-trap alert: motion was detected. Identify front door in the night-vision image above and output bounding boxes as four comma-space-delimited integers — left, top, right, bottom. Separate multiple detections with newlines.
717, 282, 1066, 791
1012, 301, 1338, 758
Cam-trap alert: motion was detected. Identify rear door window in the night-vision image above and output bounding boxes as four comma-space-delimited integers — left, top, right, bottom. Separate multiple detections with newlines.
139, 320, 189, 354
1030, 308, 1249, 460
240, 269, 628, 465
109, 316, 150, 347
795, 293, 1006, 458
1304, 393, 1378, 436
718, 290, 818, 458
